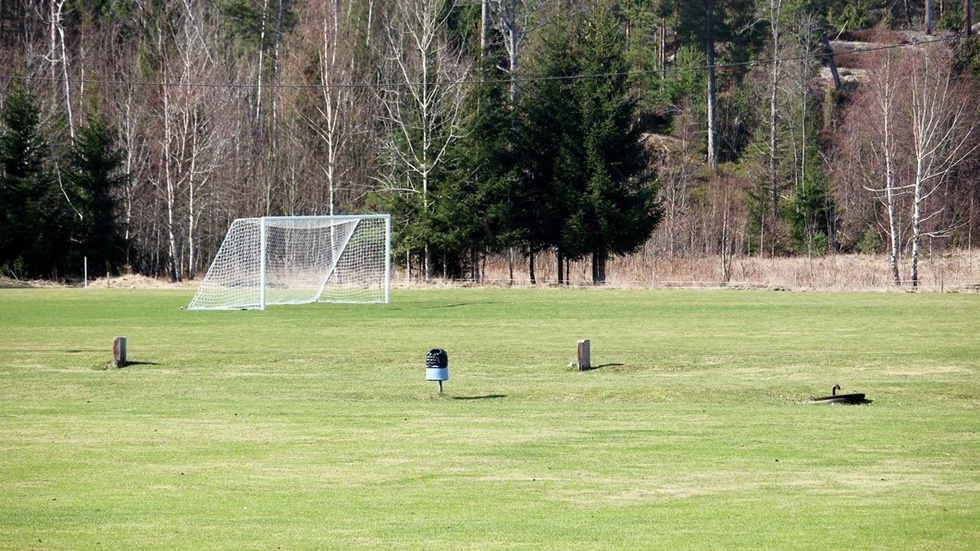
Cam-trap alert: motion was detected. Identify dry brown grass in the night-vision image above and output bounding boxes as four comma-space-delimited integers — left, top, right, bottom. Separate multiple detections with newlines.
393, 251, 980, 292
0, 273, 197, 289
6, 251, 978, 292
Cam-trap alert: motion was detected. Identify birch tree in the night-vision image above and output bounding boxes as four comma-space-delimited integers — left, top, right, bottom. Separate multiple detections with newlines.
116, 78, 151, 271
485, 0, 543, 103
860, 49, 906, 285
844, 43, 978, 287
47, 0, 74, 139
152, 1, 228, 280
376, 0, 471, 280
706, 0, 718, 171
762, 0, 782, 255
906, 44, 979, 288
223, 0, 295, 214
295, 0, 364, 216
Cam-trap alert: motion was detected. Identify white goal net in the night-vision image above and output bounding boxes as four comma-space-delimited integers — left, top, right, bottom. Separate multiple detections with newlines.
188, 215, 390, 310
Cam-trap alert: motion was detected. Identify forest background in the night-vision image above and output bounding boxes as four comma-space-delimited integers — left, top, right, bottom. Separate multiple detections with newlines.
1, 0, 979, 290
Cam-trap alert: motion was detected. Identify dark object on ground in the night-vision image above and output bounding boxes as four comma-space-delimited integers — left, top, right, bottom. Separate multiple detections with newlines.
807, 384, 867, 404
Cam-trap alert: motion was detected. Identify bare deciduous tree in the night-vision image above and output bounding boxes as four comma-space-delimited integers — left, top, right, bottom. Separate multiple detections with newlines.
842, 43, 978, 288
852, 47, 907, 285
376, 0, 470, 279
293, 0, 366, 217
767, 0, 781, 234
485, 0, 543, 102
706, 0, 718, 171
151, 1, 228, 280
906, 44, 979, 288
47, 0, 73, 138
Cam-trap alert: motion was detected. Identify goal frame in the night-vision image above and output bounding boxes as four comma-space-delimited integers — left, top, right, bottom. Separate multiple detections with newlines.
188, 214, 391, 311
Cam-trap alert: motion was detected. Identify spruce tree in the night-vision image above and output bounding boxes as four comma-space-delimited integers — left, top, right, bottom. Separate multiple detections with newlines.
518, 4, 662, 285
0, 83, 63, 279
573, 3, 662, 284
515, 16, 583, 283
66, 113, 129, 274
437, 53, 518, 280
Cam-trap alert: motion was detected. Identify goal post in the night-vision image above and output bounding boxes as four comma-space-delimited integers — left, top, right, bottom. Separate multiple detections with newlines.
188, 214, 391, 310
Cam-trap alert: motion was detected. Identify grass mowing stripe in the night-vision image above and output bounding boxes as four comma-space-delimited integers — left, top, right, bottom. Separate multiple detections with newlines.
1, 288, 978, 549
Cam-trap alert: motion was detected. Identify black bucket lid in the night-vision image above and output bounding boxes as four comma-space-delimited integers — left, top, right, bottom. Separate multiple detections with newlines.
426, 348, 448, 368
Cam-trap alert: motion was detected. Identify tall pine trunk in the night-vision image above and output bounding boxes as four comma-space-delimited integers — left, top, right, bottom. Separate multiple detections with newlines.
592, 248, 606, 285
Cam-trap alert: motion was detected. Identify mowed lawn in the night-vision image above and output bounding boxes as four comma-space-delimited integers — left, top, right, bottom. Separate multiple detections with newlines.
1, 287, 978, 550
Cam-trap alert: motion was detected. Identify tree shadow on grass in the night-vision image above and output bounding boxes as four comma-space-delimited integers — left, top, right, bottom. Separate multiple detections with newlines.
413, 301, 502, 310
451, 394, 507, 400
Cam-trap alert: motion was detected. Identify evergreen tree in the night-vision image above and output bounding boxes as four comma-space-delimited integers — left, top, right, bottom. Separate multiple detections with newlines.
0, 83, 66, 279
786, 109, 837, 255
65, 112, 129, 274
572, 3, 663, 283
786, 172, 836, 255
657, 0, 764, 164
517, 3, 662, 285
437, 53, 519, 280
515, 15, 581, 283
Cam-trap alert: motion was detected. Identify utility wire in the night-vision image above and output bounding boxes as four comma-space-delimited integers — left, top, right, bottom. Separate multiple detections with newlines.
0, 34, 964, 92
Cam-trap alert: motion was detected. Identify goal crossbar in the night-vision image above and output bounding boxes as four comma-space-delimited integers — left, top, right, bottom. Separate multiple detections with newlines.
188, 214, 391, 310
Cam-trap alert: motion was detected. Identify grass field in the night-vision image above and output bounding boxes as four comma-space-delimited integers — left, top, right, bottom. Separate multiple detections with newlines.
1, 287, 978, 550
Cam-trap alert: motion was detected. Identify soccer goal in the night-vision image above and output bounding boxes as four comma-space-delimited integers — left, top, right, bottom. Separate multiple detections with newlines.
187, 215, 390, 310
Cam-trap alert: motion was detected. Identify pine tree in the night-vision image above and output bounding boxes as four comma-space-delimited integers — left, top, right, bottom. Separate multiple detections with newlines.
515, 15, 581, 284
517, 3, 662, 285
0, 83, 65, 279
66, 113, 129, 274
437, 53, 519, 280
572, 3, 662, 284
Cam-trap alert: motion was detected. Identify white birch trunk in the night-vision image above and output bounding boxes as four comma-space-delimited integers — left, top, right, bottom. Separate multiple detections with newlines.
881, 54, 901, 286
50, 0, 74, 139
768, 0, 781, 246
256, 0, 269, 123
706, 0, 718, 171
907, 46, 977, 289
163, 80, 180, 281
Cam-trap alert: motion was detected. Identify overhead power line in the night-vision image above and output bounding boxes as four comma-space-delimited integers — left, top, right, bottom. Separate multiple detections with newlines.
0, 34, 964, 92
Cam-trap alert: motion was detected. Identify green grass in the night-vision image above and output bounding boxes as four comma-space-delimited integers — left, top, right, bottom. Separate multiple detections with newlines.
1, 287, 978, 549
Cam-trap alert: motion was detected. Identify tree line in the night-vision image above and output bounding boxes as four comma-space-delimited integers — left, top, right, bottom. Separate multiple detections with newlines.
1, 0, 978, 287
